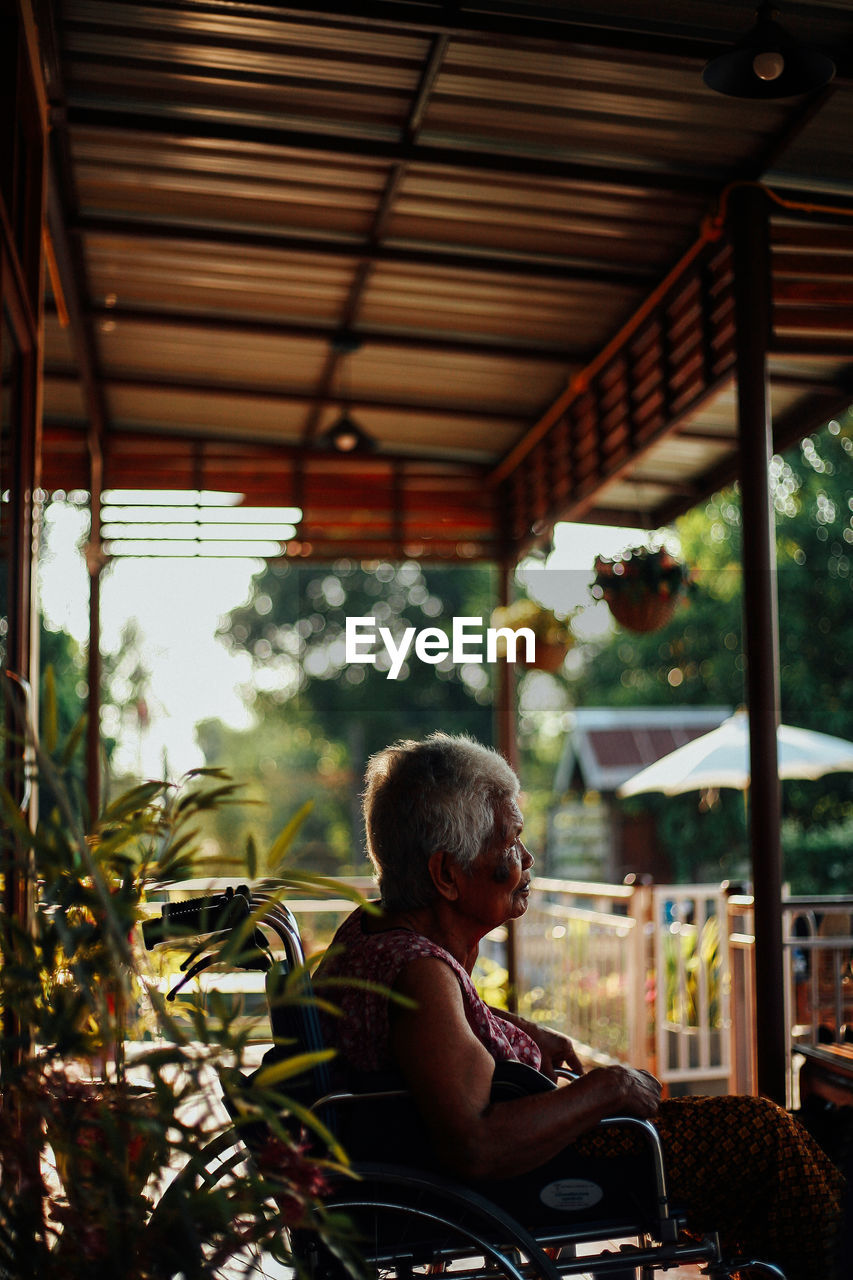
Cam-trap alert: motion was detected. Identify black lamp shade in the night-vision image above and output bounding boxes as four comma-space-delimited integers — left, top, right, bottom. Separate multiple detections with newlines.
324, 412, 376, 454
703, 7, 835, 99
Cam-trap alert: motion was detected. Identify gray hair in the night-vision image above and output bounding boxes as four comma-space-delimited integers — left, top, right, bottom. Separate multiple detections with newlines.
362, 732, 520, 912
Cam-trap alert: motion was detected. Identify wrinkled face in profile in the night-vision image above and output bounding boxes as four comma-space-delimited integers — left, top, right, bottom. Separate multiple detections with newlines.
462, 799, 534, 929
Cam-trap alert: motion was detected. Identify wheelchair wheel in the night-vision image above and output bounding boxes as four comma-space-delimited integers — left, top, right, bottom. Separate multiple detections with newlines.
146, 1128, 292, 1279
299, 1164, 565, 1280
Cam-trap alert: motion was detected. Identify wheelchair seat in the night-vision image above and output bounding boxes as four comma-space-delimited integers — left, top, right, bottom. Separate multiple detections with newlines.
325, 1058, 670, 1244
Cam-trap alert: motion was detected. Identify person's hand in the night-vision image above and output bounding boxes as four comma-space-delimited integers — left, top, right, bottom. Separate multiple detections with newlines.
585, 1064, 662, 1119
526, 1025, 585, 1080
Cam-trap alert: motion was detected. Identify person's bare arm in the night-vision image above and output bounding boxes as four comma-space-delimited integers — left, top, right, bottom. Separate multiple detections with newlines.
391, 957, 661, 1181
488, 1006, 585, 1078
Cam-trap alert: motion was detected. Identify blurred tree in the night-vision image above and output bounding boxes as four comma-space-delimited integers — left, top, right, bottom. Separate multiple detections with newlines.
36, 623, 89, 815
33, 497, 156, 798
565, 414, 853, 889
217, 560, 497, 765
206, 560, 499, 870
195, 709, 356, 876
40, 623, 87, 745
99, 618, 157, 789
37, 616, 158, 815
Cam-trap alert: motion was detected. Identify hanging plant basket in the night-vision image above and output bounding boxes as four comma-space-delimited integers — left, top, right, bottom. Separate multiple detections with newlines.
605, 592, 678, 633
526, 638, 570, 672
591, 544, 693, 634
490, 599, 573, 671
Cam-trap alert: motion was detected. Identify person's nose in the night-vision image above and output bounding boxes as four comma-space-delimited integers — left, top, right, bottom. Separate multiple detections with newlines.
520, 841, 534, 870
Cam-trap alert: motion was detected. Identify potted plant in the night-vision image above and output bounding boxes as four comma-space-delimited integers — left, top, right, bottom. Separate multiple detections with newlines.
591, 543, 693, 632
0, 678, 354, 1278
490, 599, 574, 672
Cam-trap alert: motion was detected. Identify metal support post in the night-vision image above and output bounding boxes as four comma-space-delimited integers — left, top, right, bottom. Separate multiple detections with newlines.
729, 184, 785, 1104
496, 559, 519, 1012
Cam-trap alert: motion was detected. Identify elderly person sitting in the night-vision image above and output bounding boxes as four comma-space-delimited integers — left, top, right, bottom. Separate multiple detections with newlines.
313, 733, 843, 1280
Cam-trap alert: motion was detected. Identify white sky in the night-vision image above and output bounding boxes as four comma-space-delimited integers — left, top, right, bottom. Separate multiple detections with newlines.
39, 502, 257, 777
38, 501, 648, 778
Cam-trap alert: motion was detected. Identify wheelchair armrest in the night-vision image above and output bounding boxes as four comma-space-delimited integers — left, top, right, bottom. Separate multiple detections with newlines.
548, 1068, 673, 1237
554, 1067, 580, 1082
597, 1115, 675, 1240
313, 1086, 411, 1110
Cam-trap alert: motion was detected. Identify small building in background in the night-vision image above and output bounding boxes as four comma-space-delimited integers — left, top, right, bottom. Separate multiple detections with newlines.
549, 706, 731, 883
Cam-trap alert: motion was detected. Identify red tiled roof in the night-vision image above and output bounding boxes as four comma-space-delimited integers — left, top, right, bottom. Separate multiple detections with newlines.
556, 707, 732, 794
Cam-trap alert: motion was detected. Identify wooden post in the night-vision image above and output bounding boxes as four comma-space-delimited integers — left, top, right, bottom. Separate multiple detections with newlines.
85, 443, 104, 822
729, 184, 785, 1104
495, 560, 520, 1012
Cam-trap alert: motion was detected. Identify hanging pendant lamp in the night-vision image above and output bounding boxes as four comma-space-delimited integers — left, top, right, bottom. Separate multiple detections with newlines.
323, 411, 376, 454
703, 3, 835, 99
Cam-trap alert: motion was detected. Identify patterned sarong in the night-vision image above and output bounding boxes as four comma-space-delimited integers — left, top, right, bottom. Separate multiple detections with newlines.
576, 1094, 843, 1280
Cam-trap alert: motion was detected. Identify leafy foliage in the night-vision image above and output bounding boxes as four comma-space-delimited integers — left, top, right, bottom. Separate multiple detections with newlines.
0, 682, 356, 1278
592, 543, 693, 606
204, 561, 498, 871
218, 559, 496, 752
567, 415, 853, 889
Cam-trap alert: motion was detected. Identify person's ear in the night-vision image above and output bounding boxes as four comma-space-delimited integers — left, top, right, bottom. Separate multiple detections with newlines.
427, 849, 461, 901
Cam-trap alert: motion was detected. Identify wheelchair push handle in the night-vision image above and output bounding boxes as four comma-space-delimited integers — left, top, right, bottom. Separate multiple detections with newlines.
142, 885, 251, 950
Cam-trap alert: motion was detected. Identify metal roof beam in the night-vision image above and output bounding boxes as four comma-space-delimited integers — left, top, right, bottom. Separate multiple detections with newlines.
40, 419, 498, 471
65, 304, 580, 365
74, 213, 659, 289
66, 0, 851, 71
299, 28, 451, 445
66, 106, 722, 198
43, 369, 528, 424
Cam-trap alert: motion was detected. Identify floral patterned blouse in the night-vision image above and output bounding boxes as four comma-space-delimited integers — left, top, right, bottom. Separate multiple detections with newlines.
313, 906, 541, 1077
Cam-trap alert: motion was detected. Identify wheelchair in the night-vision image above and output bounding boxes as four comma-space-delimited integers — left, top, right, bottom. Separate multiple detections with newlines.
144, 887, 786, 1279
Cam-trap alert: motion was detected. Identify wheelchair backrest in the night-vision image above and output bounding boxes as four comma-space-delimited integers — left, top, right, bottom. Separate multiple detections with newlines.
248, 895, 336, 1117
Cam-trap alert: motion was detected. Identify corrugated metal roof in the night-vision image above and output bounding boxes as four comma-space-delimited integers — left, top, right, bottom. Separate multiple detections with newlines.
37, 0, 853, 560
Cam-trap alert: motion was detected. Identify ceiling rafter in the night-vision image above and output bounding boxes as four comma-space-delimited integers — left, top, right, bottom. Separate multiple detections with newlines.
43, 368, 529, 425
65, 106, 724, 196
301, 26, 453, 446
73, 214, 660, 289
66, 305, 582, 365
501, 233, 738, 546
487, 84, 853, 505
67, 0, 852, 72
45, 420, 482, 467
36, 0, 853, 564
42, 417, 501, 471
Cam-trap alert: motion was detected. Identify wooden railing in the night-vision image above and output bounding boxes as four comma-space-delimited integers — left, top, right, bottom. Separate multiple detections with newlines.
726, 892, 853, 1105
514, 878, 731, 1094
513, 877, 649, 1066
145, 876, 853, 1105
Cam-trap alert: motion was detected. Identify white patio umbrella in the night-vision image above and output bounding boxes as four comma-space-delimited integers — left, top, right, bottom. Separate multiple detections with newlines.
618, 709, 853, 797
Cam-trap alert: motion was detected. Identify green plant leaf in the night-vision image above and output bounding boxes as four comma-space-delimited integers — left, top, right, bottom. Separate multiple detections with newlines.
253, 1048, 336, 1090
183, 766, 232, 780
265, 799, 314, 873
174, 780, 245, 816
100, 780, 166, 824
60, 712, 87, 767
246, 832, 258, 880
42, 665, 59, 755
0, 785, 36, 846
